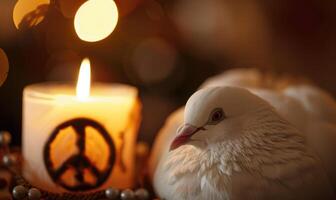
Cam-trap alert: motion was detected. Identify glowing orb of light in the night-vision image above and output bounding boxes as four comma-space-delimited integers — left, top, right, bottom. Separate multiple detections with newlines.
74, 0, 119, 42
13, 0, 50, 29
0, 48, 9, 86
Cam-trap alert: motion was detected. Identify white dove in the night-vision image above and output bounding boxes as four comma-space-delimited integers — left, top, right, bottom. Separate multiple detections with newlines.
198, 69, 336, 188
154, 86, 334, 200
149, 68, 336, 193
149, 68, 261, 179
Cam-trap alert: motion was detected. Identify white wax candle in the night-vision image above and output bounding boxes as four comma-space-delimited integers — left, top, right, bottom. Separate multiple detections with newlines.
22, 83, 141, 192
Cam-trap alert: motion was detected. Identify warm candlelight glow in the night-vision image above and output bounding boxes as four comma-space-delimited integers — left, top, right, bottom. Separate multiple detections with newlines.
13, 0, 50, 29
76, 58, 91, 100
74, 0, 119, 42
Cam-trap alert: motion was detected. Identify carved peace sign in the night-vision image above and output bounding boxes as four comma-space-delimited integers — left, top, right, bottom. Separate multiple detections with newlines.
43, 118, 116, 191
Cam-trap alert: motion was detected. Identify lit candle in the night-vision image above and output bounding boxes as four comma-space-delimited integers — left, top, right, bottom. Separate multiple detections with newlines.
22, 58, 141, 192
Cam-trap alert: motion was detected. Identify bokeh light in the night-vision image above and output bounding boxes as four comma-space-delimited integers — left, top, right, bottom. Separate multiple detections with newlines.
170, 0, 269, 65
0, 0, 17, 43
13, 0, 50, 29
144, 0, 164, 21
130, 38, 178, 85
74, 0, 119, 42
0, 48, 9, 86
171, 0, 224, 51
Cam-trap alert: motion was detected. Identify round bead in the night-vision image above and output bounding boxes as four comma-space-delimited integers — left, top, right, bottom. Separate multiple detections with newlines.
135, 188, 149, 200
0, 131, 11, 145
2, 155, 14, 166
105, 187, 119, 199
12, 185, 27, 199
28, 188, 41, 200
120, 189, 135, 200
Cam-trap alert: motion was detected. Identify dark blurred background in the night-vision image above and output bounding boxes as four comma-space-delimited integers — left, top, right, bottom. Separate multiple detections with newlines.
0, 0, 335, 145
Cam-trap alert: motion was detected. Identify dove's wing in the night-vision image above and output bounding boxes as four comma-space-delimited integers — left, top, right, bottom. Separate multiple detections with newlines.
200, 68, 261, 89
305, 122, 336, 189
213, 142, 334, 200
261, 153, 333, 200
250, 89, 308, 133
148, 108, 184, 180
227, 156, 334, 200
283, 85, 336, 189
284, 85, 336, 123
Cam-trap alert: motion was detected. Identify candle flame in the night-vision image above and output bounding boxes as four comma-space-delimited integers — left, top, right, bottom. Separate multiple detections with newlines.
76, 58, 91, 100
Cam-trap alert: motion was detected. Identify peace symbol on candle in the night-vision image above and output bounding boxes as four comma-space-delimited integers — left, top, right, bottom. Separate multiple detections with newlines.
43, 118, 116, 191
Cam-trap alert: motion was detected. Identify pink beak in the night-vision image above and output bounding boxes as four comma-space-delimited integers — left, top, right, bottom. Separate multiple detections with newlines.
169, 124, 204, 151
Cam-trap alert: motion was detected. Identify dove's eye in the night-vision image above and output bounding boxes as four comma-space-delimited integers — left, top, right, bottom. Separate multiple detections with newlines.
208, 108, 225, 125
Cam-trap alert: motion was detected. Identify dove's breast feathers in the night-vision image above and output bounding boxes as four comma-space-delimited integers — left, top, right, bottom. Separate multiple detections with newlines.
155, 116, 334, 200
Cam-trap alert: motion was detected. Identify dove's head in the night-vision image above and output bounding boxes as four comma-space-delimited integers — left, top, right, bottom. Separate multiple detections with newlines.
170, 86, 273, 151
